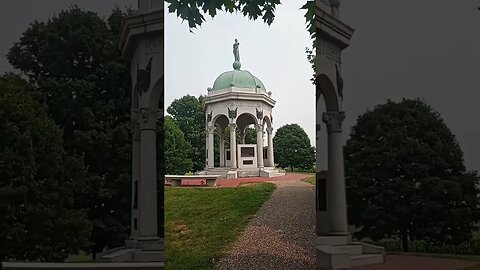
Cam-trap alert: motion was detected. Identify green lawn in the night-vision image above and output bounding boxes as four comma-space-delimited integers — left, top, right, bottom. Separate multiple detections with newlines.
302, 174, 315, 185
165, 182, 276, 270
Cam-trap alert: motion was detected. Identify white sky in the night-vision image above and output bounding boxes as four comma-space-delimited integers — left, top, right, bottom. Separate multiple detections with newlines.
164, 2, 315, 145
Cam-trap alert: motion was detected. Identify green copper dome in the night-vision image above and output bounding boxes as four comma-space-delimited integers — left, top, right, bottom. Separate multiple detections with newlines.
210, 69, 267, 94
209, 39, 268, 94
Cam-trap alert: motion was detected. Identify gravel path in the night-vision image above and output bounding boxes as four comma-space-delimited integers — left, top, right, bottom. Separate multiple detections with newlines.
214, 179, 316, 270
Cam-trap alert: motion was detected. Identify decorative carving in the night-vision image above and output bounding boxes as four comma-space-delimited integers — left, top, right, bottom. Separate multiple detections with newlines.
318, 38, 341, 64
255, 123, 263, 132
134, 58, 153, 96
256, 108, 264, 120
266, 126, 274, 134
228, 123, 237, 131
207, 125, 216, 134
145, 37, 162, 55
322, 111, 345, 132
137, 107, 161, 130
335, 64, 344, 101
207, 111, 213, 122
228, 107, 238, 119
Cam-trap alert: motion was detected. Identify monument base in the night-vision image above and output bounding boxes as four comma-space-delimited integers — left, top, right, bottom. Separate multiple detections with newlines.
98, 238, 164, 263
316, 235, 384, 269
202, 167, 285, 178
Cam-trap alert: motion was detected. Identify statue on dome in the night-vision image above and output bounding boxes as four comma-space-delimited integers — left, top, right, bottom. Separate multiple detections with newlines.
233, 39, 240, 62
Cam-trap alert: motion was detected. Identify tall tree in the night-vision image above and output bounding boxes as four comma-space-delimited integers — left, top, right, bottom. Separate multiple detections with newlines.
273, 123, 315, 171
345, 98, 480, 252
0, 74, 91, 262
161, 116, 194, 174
167, 95, 206, 171
7, 6, 134, 256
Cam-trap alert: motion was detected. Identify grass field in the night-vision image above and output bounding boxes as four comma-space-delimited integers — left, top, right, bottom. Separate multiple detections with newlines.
302, 174, 315, 185
164, 182, 276, 270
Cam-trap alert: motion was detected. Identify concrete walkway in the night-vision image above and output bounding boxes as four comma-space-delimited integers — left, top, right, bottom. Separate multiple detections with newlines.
214, 178, 316, 270
353, 255, 478, 270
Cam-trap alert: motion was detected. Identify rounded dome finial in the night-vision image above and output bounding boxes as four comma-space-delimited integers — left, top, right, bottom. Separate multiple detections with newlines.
233, 61, 241, 70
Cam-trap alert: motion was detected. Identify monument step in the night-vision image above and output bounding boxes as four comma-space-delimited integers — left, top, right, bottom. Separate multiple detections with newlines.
335, 244, 363, 255
133, 251, 165, 262
100, 248, 139, 262
316, 235, 351, 246
350, 254, 384, 268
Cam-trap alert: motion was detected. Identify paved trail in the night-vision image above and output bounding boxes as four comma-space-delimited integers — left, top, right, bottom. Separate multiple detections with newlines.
214, 179, 317, 270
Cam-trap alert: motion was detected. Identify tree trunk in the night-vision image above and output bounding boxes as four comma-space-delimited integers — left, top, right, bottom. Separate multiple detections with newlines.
402, 233, 409, 252
291, 165, 294, 172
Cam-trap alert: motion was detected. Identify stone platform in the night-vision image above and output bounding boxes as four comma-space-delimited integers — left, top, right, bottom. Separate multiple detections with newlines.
198, 167, 286, 178
316, 235, 385, 269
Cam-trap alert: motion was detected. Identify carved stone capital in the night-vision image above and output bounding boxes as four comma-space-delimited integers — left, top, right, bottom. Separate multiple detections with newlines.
137, 107, 161, 130
322, 111, 345, 132
255, 123, 264, 132
266, 126, 274, 135
207, 125, 216, 134
229, 123, 237, 131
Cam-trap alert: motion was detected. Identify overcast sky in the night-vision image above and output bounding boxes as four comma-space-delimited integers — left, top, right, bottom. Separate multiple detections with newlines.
1, 0, 479, 172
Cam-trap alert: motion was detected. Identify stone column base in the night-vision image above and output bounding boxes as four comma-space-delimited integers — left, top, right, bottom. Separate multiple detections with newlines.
99, 238, 164, 262
316, 236, 384, 270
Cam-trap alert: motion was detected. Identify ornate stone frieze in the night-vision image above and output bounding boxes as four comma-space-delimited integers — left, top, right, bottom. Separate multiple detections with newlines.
322, 111, 345, 132
318, 38, 341, 65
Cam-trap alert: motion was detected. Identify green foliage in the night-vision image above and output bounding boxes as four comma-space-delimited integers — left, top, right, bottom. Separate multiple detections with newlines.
7, 6, 133, 255
273, 123, 315, 171
162, 116, 193, 175
345, 98, 480, 252
165, 183, 275, 270
166, 0, 282, 29
167, 95, 205, 172
0, 74, 91, 262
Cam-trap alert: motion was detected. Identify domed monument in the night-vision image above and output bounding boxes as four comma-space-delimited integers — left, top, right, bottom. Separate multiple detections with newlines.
202, 39, 284, 178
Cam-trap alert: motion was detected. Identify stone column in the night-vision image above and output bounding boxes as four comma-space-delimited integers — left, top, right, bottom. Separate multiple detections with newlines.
219, 132, 225, 167
256, 124, 264, 168
239, 131, 245, 144
229, 123, 237, 169
137, 107, 160, 240
266, 126, 275, 167
130, 114, 140, 238
205, 128, 209, 170
207, 126, 215, 168
322, 111, 348, 235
